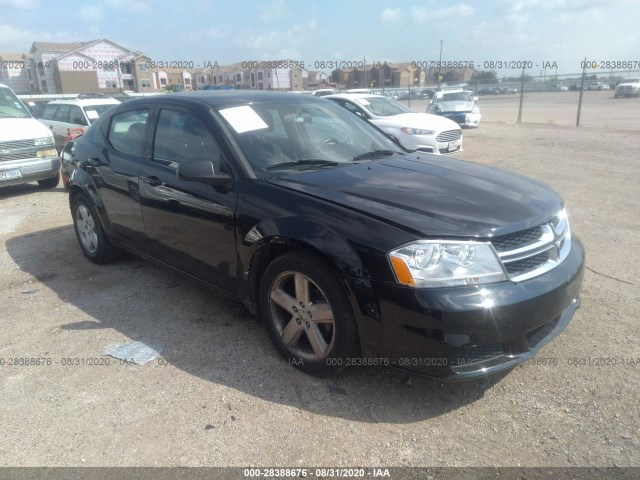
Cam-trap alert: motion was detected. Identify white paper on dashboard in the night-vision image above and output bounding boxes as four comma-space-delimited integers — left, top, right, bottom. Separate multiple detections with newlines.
219, 105, 268, 133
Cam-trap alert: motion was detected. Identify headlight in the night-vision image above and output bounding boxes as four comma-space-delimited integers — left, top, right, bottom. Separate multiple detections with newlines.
36, 148, 58, 158
472, 106, 480, 114
400, 127, 436, 136
389, 240, 507, 288
34, 137, 54, 147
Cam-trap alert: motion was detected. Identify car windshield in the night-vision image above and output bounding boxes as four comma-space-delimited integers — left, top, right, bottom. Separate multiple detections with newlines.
0, 87, 32, 119
83, 104, 118, 124
216, 98, 404, 176
355, 96, 411, 117
438, 92, 472, 102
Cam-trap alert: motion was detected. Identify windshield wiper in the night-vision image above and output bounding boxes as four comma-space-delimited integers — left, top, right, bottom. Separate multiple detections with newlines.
266, 159, 340, 170
352, 149, 397, 161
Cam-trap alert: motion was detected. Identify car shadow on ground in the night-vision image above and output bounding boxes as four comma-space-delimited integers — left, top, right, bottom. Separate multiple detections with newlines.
0, 183, 64, 199
6, 225, 510, 423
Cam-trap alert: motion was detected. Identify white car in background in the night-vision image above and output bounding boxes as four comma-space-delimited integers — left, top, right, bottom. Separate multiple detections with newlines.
614, 78, 640, 98
427, 89, 481, 128
586, 81, 610, 91
38, 95, 120, 150
324, 93, 463, 154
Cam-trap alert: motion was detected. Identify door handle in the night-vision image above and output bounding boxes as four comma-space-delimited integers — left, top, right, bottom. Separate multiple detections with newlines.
141, 175, 162, 187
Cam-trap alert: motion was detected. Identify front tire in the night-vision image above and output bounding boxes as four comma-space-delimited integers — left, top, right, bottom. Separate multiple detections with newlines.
260, 251, 359, 376
37, 172, 60, 189
72, 193, 121, 264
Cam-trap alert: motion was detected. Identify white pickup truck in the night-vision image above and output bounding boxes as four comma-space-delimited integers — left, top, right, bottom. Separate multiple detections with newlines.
614, 78, 640, 98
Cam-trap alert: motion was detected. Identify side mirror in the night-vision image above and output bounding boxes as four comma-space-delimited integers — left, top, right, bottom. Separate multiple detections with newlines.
177, 159, 234, 187
473, 96, 479, 101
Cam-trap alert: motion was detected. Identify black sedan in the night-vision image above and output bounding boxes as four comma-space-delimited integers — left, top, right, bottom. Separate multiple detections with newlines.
64, 91, 584, 380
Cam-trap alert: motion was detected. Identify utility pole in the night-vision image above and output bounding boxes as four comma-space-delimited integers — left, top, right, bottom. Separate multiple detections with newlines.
437, 40, 443, 90
363, 56, 366, 91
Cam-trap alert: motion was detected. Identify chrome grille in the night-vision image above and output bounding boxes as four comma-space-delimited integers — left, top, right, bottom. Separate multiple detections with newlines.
504, 250, 551, 276
0, 151, 37, 161
492, 226, 544, 252
491, 213, 571, 282
0, 140, 37, 162
436, 129, 462, 142
0, 140, 34, 150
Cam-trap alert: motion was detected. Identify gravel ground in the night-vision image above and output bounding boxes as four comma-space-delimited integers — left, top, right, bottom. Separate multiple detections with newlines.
0, 105, 638, 468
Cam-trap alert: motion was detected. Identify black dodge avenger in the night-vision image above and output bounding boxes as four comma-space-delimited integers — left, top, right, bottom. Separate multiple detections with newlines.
63, 91, 584, 380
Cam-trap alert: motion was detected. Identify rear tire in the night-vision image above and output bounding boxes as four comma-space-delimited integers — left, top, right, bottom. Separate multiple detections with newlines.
260, 251, 359, 376
71, 193, 122, 264
37, 172, 60, 189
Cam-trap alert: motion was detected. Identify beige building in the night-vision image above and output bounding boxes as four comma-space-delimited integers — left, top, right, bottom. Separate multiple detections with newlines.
332, 62, 476, 89
0, 52, 33, 93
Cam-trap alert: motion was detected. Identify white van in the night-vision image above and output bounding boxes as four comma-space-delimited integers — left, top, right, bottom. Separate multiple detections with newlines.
0, 83, 60, 188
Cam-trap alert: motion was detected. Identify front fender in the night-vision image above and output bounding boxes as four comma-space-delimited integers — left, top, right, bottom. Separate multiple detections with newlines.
237, 217, 387, 355
240, 216, 366, 278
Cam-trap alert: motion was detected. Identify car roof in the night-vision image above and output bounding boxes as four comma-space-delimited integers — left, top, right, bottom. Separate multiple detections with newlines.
48, 97, 120, 106
323, 93, 380, 100
116, 90, 329, 109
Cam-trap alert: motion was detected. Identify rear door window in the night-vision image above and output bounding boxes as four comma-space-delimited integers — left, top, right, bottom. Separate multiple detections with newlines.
41, 104, 58, 120
68, 106, 87, 125
53, 104, 71, 122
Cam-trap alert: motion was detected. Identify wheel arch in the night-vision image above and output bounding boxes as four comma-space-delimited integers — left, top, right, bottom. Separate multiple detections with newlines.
68, 172, 116, 240
240, 217, 368, 326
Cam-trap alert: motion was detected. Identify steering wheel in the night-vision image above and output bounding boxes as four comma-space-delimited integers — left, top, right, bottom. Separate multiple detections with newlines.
319, 137, 340, 147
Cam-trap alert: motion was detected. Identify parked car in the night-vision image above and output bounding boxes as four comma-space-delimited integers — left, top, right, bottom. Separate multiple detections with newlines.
38, 95, 120, 151
549, 84, 569, 92
64, 91, 584, 380
0, 82, 60, 189
614, 78, 640, 98
419, 88, 437, 98
478, 88, 498, 95
325, 93, 463, 154
427, 89, 481, 128
586, 81, 610, 91
25, 100, 50, 117
311, 88, 336, 97
497, 87, 517, 94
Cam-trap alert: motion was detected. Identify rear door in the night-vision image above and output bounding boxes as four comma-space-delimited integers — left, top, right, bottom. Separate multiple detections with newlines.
138, 107, 239, 292
95, 107, 150, 245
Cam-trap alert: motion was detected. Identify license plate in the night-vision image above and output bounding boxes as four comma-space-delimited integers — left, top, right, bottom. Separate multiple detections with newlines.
0, 168, 22, 180
448, 141, 460, 152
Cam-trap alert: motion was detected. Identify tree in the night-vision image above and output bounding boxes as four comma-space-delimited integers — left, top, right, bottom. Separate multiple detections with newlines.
472, 69, 498, 83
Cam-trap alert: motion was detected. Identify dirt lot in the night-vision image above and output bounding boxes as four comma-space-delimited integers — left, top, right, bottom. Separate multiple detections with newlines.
1, 99, 639, 469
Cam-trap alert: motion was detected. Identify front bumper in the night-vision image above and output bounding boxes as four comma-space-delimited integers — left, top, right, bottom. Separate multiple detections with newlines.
0, 156, 60, 187
362, 236, 584, 380
441, 112, 481, 127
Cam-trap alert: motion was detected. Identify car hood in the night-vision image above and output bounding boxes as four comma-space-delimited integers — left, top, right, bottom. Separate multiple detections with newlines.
369, 112, 459, 131
267, 154, 562, 238
0, 118, 53, 142
435, 100, 475, 113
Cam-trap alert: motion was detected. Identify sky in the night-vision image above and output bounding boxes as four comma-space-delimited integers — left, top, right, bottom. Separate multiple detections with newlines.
1, 0, 639, 77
